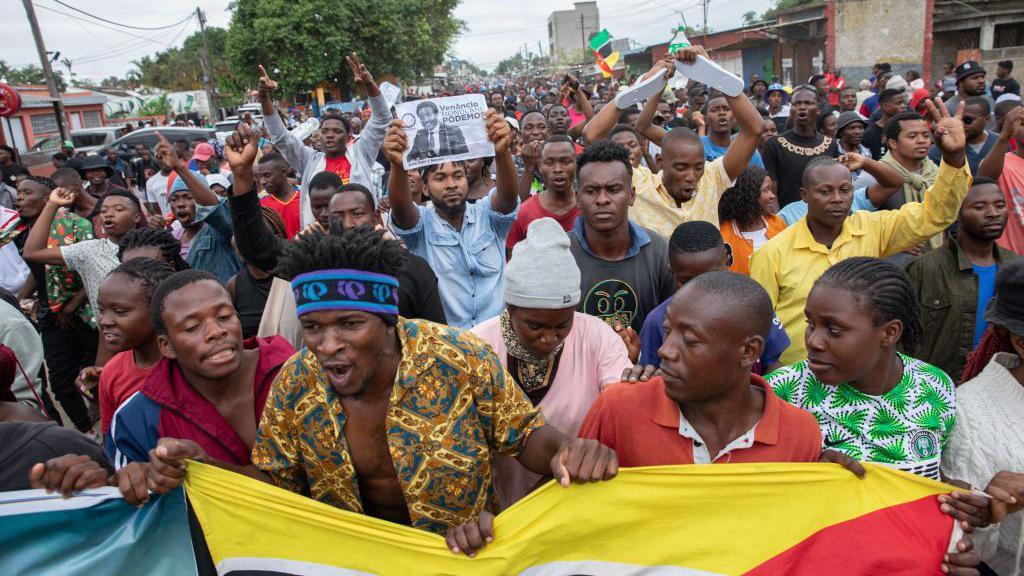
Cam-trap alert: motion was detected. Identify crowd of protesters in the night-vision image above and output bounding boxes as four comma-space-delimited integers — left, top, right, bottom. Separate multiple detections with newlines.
2, 46, 1024, 574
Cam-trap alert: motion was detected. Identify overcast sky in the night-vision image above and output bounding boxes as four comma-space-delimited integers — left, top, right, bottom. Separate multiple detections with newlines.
4, 0, 772, 83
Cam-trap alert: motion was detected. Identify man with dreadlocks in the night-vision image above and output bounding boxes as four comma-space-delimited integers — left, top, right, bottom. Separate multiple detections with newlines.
145, 226, 618, 557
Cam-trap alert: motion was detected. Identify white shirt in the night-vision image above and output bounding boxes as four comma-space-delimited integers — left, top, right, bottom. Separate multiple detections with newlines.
0, 242, 29, 295
678, 405, 760, 464
429, 126, 440, 153
741, 227, 770, 250
942, 353, 1024, 576
145, 171, 171, 215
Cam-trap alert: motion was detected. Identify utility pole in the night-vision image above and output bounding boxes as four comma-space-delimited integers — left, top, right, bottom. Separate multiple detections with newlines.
21, 0, 70, 142
580, 13, 586, 65
196, 8, 218, 122
703, 0, 709, 46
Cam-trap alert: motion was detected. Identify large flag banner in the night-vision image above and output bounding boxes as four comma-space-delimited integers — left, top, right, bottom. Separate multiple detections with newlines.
0, 485, 197, 575
589, 29, 620, 78
184, 462, 961, 575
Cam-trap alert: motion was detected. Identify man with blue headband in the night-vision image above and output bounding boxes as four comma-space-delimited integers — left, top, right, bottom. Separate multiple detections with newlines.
141, 224, 619, 557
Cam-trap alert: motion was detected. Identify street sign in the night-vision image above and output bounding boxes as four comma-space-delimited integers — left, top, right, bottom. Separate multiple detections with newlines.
0, 84, 21, 117
782, 58, 794, 69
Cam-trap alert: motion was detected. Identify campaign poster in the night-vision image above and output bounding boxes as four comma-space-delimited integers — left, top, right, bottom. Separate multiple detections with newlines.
396, 94, 494, 170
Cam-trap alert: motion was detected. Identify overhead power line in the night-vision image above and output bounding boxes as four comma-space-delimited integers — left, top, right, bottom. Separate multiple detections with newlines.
34, 3, 188, 47
48, 0, 194, 31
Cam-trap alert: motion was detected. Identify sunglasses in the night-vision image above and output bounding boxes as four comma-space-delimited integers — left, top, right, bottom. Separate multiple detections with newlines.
962, 114, 987, 124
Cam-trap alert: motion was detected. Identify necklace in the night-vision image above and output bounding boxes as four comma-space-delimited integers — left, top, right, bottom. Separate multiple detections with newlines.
778, 135, 833, 156
500, 310, 564, 403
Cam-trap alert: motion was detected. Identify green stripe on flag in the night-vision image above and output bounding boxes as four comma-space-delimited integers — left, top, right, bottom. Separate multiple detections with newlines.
589, 29, 610, 52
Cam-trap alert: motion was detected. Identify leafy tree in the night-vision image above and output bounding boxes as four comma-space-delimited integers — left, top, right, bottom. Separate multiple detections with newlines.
765, 0, 815, 17
0, 60, 67, 92
742, 11, 760, 25
226, 0, 462, 97
136, 94, 172, 117
132, 27, 235, 94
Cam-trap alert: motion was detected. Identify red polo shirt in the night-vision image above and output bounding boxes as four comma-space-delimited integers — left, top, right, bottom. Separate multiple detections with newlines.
579, 376, 822, 467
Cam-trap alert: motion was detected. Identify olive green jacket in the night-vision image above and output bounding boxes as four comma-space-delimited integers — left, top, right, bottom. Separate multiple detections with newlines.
906, 237, 1018, 381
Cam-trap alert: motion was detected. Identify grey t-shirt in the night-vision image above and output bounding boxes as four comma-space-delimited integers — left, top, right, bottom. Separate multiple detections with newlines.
569, 221, 675, 333
0, 421, 113, 491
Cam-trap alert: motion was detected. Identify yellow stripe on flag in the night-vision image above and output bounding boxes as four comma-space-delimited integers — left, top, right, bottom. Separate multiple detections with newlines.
184, 461, 958, 575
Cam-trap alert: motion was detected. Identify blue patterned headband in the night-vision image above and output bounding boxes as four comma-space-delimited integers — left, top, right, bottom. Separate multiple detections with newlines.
291, 269, 400, 318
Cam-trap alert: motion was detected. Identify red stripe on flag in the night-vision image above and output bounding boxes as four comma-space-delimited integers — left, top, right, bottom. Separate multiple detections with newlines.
743, 495, 953, 575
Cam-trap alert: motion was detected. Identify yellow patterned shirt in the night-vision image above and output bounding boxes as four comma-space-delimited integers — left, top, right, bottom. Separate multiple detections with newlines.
251, 317, 548, 535
628, 159, 734, 238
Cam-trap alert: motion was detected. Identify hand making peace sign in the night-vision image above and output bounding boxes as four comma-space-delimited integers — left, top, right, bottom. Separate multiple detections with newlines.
346, 52, 380, 98
922, 97, 967, 168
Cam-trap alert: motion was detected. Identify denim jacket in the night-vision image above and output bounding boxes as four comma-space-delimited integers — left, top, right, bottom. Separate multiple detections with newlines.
187, 198, 240, 284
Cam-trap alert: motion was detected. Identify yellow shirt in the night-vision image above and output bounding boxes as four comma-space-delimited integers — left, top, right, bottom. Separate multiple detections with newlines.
750, 161, 972, 365
629, 158, 734, 238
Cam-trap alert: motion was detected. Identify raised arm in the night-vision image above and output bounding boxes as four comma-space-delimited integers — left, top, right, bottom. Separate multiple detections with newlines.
21, 187, 75, 266
839, 153, 903, 207
636, 87, 668, 146
576, 85, 594, 121
880, 98, 970, 254
566, 85, 595, 142
517, 140, 541, 201
383, 120, 419, 230
581, 96, 623, 144
487, 110, 518, 215
156, 133, 218, 206
672, 45, 765, 181
977, 106, 1022, 180
257, 65, 316, 174
346, 52, 392, 170
224, 123, 285, 271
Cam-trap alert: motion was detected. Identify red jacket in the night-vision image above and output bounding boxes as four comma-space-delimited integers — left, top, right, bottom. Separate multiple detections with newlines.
106, 336, 296, 467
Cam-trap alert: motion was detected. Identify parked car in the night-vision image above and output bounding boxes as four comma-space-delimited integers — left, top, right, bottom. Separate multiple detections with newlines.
28, 134, 62, 153
237, 103, 262, 115
69, 127, 129, 155
111, 126, 215, 154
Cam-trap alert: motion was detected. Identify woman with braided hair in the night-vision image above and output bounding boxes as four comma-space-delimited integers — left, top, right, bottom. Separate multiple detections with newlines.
943, 259, 1024, 575
119, 227, 189, 271
92, 258, 176, 435
767, 257, 957, 481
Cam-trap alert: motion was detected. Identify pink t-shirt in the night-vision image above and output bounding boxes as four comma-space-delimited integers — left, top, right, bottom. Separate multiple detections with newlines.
997, 152, 1024, 255
471, 312, 632, 508
563, 96, 586, 128
99, 350, 155, 434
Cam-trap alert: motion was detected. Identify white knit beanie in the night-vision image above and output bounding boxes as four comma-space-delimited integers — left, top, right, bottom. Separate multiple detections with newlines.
504, 217, 581, 309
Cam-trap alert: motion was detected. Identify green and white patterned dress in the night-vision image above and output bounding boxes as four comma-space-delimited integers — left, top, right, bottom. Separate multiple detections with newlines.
768, 353, 955, 480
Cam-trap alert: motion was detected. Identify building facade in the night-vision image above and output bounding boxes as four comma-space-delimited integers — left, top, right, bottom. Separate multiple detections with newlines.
0, 85, 107, 153
549, 1, 600, 62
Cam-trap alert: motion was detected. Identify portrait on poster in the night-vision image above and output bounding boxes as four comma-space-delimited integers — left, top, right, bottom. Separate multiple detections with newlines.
397, 94, 494, 170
